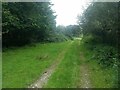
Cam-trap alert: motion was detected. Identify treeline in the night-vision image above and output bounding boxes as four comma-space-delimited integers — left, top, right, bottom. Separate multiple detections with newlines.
77, 2, 120, 69
55, 25, 81, 40
78, 2, 119, 46
2, 2, 81, 48
2, 2, 56, 47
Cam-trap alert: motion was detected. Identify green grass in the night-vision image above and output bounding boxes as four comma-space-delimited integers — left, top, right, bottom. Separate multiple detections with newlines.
80, 39, 118, 88
44, 40, 81, 88
2, 41, 70, 88
3, 38, 118, 88
89, 61, 117, 88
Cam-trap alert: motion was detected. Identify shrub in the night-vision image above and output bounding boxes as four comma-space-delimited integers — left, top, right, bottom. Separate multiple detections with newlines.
93, 46, 119, 68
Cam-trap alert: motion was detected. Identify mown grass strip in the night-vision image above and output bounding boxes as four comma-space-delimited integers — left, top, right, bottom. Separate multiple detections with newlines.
3, 41, 70, 88
44, 40, 81, 88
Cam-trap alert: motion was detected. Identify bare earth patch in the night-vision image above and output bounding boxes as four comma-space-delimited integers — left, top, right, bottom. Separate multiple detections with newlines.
79, 64, 91, 88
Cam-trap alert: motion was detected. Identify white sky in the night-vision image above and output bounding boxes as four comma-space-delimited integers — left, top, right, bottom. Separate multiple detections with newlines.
51, 0, 91, 26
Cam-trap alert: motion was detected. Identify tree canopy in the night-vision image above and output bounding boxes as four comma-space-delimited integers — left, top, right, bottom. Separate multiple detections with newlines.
77, 2, 119, 46
2, 2, 56, 47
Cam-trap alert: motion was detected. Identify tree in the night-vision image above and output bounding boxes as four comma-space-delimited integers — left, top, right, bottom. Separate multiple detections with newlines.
2, 2, 56, 47
77, 2, 119, 46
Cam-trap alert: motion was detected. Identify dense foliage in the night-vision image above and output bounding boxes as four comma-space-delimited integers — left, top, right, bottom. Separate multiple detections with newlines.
2, 2, 56, 47
2, 2, 81, 48
77, 2, 119, 68
78, 2, 119, 46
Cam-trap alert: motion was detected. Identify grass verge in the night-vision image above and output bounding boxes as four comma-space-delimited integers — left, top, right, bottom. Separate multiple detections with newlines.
3, 41, 70, 88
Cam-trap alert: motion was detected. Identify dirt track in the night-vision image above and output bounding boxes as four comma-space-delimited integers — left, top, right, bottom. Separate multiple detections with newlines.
28, 41, 73, 88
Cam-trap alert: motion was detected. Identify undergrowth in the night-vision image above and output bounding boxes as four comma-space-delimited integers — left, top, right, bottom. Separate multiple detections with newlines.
81, 35, 119, 88
82, 35, 119, 69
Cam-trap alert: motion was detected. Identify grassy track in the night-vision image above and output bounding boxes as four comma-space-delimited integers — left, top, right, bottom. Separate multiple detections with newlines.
3, 41, 70, 88
29, 41, 73, 88
44, 40, 81, 88
3, 39, 117, 88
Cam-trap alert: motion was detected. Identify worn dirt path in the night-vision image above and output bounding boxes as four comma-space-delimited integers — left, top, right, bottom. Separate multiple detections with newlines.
78, 52, 92, 88
28, 40, 92, 88
28, 41, 73, 88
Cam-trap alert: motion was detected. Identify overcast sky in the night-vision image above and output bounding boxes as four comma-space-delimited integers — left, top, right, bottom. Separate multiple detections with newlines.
51, 0, 90, 26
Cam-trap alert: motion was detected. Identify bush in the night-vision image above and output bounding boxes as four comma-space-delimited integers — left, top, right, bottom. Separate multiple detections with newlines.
93, 46, 119, 68
82, 35, 119, 69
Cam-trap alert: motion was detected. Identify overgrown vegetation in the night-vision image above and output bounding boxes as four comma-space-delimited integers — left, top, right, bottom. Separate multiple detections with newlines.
77, 2, 119, 87
81, 35, 119, 69
77, 2, 119, 71
78, 2, 119, 46
80, 38, 118, 88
